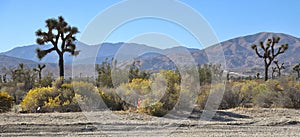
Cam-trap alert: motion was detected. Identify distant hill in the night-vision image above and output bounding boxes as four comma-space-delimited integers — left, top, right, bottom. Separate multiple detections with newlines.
139, 32, 300, 73
1, 32, 300, 75
220, 32, 300, 68
0, 54, 38, 68
1, 44, 57, 63
208, 32, 300, 71
1, 42, 162, 64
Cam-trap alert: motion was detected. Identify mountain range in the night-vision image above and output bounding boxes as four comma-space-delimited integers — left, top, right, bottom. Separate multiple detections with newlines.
1, 32, 300, 76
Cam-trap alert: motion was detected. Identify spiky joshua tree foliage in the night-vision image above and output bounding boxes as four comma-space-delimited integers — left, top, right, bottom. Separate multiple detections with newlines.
35, 16, 79, 78
251, 37, 288, 81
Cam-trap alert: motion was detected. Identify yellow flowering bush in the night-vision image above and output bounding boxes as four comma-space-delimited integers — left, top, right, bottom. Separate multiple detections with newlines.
20, 86, 81, 113
0, 91, 14, 113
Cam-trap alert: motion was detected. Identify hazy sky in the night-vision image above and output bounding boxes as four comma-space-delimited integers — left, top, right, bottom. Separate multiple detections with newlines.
0, 0, 299, 52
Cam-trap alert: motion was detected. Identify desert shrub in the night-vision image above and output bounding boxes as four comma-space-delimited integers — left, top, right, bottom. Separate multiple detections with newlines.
114, 70, 181, 116
21, 87, 54, 112
224, 78, 300, 109
1, 82, 30, 104
99, 88, 125, 110
252, 83, 275, 108
285, 88, 300, 108
128, 78, 151, 95
36, 72, 54, 87
175, 69, 200, 111
245, 79, 296, 108
195, 78, 300, 109
220, 83, 240, 109
115, 78, 152, 109
158, 70, 180, 111
96, 60, 114, 88
71, 81, 102, 111
175, 87, 198, 111
231, 80, 259, 107
296, 81, 300, 90
197, 83, 239, 110
140, 101, 167, 117
145, 70, 180, 116
0, 91, 14, 113
196, 85, 211, 109
196, 83, 236, 110
20, 86, 81, 113
269, 78, 300, 108
197, 80, 268, 110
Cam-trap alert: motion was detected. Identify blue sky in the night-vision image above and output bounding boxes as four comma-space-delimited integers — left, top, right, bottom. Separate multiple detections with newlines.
0, 0, 299, 52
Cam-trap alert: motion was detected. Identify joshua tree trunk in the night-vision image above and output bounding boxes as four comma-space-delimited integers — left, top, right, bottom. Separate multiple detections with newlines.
38, 72, 42, 80
58, 54, 64, 78
264, 59, 270, 81
265, 66, 268, 81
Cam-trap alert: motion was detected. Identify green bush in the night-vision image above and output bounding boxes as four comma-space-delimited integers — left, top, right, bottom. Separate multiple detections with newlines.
0, 91, 14, 113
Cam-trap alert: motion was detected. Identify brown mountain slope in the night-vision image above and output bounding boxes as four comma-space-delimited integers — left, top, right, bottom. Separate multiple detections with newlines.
139, 32, 300, 73
216, 32, 300, 70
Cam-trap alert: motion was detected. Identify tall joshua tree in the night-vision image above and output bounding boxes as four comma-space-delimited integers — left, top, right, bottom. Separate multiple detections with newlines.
251, 37, 288, 81
33, 64, 46, 80
35, 16, 79, 78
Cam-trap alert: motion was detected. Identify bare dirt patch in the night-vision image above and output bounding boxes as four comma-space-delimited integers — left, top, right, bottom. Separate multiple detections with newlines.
1, 108, 300, 136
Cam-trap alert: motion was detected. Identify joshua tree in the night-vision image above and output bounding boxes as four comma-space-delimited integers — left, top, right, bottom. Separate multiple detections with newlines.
271, 66, 277, 79
11, 64, 36, 91
11, 63, 25, 83
33, 64, 46, 80
256, 72, 260, 79
251, 37, 288, 81
273, 60, 285, 77
128, 59, 149, 82
293, 63, 300, 79
1, 67, 8, 83
96, 58, 113, 88
35, 16, 79, 79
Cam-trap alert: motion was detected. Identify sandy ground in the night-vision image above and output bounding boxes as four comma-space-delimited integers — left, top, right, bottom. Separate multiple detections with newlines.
1, 108, 300, 137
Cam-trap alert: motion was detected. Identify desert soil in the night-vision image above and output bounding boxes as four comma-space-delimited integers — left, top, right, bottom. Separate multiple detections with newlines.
1, 108, 300, 137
